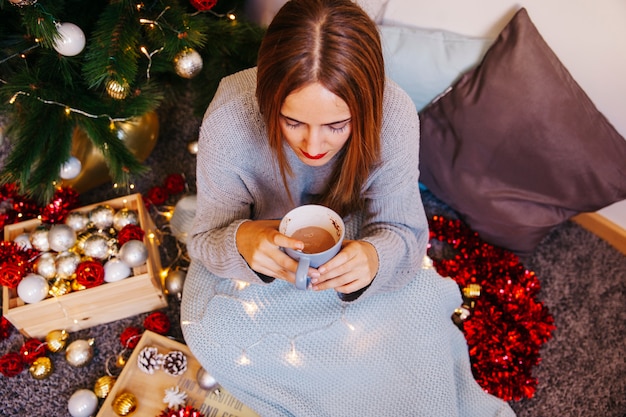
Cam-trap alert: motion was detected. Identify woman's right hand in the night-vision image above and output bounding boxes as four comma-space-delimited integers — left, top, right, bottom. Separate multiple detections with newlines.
235, 219, 305, 284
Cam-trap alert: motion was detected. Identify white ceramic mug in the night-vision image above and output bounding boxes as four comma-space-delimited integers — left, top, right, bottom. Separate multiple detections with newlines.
279, 205, 345, 290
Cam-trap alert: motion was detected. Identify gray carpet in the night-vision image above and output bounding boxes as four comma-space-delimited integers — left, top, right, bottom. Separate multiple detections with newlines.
1, 94, 625, 417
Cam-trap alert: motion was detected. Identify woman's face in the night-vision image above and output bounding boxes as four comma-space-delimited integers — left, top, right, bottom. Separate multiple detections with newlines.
279, 82, 352, 167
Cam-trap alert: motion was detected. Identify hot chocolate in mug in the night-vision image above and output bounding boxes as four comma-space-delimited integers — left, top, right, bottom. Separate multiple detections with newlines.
279, 205, 345, 290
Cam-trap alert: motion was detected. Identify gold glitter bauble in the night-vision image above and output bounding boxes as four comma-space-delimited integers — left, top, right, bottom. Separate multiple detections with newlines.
29, 356, 53, 379
49, 278, 72, 297
173, 47, 203, 79
94, 375, 116, 399
112, 392, 137, 416
45, 329, 69, 352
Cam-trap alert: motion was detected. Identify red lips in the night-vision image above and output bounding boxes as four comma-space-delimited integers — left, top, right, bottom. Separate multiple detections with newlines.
302, 151, 327, 160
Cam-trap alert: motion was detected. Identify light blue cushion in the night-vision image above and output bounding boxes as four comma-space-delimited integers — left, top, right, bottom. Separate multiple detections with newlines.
380, 24, 493, 111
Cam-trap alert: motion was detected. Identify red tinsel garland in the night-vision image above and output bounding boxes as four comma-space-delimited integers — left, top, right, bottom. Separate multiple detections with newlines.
427, 215, 555, 401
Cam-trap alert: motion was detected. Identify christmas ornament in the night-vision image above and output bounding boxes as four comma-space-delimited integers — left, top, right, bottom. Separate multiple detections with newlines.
35, 252, 57, 279
90, 205, 115, 230
94, 375, 117, 399
29, 356, 53, 379
55, 251, 81, 278
119, 240, 148, 267
112, 392, 138, 416
117, 224, 144, 246
106, 79, 130, 100
158, 405, 206, 417
120, 326, 142, 349
75, 260, 105, 288
164, 174, 186, 195
49, 278, 72, 297
144, 311, 171, 335
137, 346, 163, 374
173, 48, 203, 79
45, 329, 69, 353
164, 269, 186, 298
190, 0, 217, 11
104, 258, 132, 283
163, 351, 187, 376
17, 273, 49, 304
13, 233, 32, 250
62, 112, 159, 193
67, 388, 98, 417
53, 22, 86, 57
196, 367, 220, 392
29, 227, 50, 252
65, 338, 95, 367
163, 386, 187, 409
1, 316, 13, 340
59, 156, 82, 180
0, 352, 24, 377
82, 233, 111, 260
65, 211, 90, 232
8, 0, 38, 6
113, 208, 139, 231
48, 224, 77, 252
20, 338, 47, 364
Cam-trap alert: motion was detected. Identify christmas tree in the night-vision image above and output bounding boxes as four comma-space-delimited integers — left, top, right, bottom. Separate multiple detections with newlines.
0, 0, 264, 202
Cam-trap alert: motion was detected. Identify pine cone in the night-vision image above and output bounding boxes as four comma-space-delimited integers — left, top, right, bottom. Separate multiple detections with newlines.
163, 350, 188, 376
137, 346, 164, 374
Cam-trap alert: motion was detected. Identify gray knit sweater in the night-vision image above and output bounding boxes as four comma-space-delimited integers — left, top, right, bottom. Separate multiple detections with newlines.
188, 67, 427, 301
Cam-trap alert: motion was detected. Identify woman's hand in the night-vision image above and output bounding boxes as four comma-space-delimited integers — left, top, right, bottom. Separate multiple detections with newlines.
236, 220, 305, 284
310, 240, 378, 294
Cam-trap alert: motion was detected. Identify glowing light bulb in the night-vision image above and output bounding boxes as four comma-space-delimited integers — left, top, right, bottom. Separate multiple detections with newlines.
237, 354, 250, 365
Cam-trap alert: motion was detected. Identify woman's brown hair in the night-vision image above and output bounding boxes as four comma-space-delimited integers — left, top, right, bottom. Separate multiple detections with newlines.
256, 0, 385, 216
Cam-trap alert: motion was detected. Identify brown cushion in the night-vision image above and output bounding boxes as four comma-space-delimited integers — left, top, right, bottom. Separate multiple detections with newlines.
418, 8, 626, 258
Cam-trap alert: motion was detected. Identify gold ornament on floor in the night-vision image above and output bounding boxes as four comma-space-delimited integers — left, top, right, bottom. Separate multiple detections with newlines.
29, 356, 53, 379
46, 329, 69, 353
173, 47, 203, 79
112, 392, 138, 416
94, 375, 117, 399
61, 111, 159, 193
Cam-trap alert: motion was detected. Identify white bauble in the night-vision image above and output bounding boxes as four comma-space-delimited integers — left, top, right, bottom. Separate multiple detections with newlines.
67, 389, 98, 417
118, 240, 148, 267
59, 156, 82, 180
53, 22, 86, 56
104, 258, 132, 282
17, 273, 49, 304
48, 224, 77, 252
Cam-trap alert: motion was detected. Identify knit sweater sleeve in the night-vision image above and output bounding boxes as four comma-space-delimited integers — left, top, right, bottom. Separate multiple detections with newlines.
187, 68, 272, 284
353, 79, 428, 300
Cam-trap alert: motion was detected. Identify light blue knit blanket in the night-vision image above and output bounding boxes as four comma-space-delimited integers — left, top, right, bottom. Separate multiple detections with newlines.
181, 259, 515, 417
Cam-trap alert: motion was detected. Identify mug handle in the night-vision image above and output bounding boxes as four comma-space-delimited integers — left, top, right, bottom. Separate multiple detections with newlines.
295, 256, 311, 290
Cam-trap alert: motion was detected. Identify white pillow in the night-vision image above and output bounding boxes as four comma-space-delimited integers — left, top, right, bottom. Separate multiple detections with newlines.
379, 24, 493, 111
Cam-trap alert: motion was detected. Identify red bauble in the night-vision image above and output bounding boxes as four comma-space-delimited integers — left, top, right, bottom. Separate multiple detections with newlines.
75, 260, 105, 288
164, 173, 186, 195
146, 186, 168, 205
117, 224, 145, 247
143, 311, 171, 335
19, 338, 47, 364
0, 352, 24, 377
120, 326, 143, 349
190, 0, 217, 11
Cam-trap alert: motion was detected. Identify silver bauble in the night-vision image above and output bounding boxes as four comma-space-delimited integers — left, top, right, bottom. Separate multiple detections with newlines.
173, 47, 203, 79
48, 224, 77, 253
89, 205, 115, 230
165, 269, 186, 297
65, 338, 95, 367
13, 233, 33, 250
103, 258, 132, 283
196, 367, 220, 392
83, 234, 111, 260
30, 227, 50, 252
35, 252, 57, 279
113, 208, 139, 231
118, 240, 148, 267
65, 211, 90, 232
55, 251, 81, 278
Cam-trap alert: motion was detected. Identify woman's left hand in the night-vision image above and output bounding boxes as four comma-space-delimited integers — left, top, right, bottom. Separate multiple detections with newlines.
309, 240, 378, 294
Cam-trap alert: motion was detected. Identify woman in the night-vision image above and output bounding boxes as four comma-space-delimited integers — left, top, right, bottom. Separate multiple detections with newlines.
182, 0, 515, 415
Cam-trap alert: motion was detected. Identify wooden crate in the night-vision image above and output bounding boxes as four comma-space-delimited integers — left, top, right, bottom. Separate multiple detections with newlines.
2, 194, 167, 339
97, 330, 259, 417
